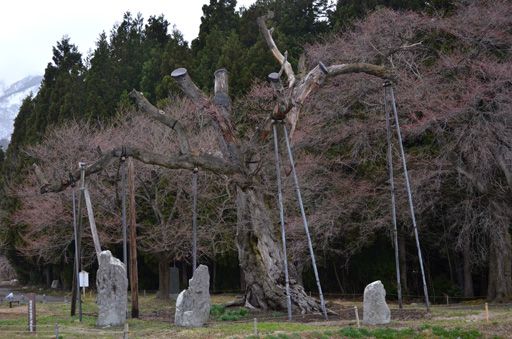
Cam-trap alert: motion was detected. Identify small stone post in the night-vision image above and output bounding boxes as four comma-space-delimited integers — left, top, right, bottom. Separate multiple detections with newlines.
27, 293, 36, 332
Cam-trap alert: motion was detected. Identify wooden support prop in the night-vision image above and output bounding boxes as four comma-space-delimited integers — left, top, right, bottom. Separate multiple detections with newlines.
354, 306, 360, 328
123, 322, 129, 339
83, 188, 102, 259
128, 157, 140, 318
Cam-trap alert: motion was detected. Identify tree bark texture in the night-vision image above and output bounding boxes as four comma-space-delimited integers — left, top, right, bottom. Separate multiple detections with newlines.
487, 220, 512, 302
236, 187, 319, 313
399, 231, 409, 297
156, 255, 170, 300
463, 240, 474, 298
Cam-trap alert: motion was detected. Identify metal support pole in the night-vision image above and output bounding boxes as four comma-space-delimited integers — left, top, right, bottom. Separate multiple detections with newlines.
388, 85, 430, 311
78, 163, 86, 320
72, 187, 82, 322
384, 82, 403, 309
272, 121, 292, 321
282, 122, 328, 320
192, 167, 198, 271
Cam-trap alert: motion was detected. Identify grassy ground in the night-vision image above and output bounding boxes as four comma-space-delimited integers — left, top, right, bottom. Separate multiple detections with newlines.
0, 292, 511, 338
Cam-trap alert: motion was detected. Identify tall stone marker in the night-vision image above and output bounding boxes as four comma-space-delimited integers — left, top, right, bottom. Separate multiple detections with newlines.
96, 250, 128, 327
175, 264, 210, 327
363, 280, 390, 325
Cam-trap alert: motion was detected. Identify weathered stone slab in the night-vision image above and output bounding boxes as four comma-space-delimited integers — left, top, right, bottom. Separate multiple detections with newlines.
51, 280, 59, 289
363, 280, 390, 325
175, 264, 210, 327
96, 250, 127, 327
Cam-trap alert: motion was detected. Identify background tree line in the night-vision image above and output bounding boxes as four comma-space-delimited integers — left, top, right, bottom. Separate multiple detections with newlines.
3, 0, 511, 304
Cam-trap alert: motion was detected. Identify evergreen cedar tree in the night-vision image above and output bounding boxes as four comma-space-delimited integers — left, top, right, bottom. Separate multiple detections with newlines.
2, 0, 511, 304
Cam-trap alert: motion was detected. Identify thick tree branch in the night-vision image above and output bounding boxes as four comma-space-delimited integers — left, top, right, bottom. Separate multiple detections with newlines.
129, 90, 191, 155
257, 13, 296, 87
171, 67, 241, 164
171, 68, 209, 107
326, 63, 392, 79
39, 147, 242, 194
258, 10, 392, 140
274, 62, 391, 138
213, 68, 239, 157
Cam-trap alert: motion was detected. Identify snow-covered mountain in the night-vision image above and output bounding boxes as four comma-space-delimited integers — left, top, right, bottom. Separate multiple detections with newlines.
0, 75, 43, 146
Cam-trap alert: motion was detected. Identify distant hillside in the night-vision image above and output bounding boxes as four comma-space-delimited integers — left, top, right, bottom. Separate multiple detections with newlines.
0, 75, 42, 141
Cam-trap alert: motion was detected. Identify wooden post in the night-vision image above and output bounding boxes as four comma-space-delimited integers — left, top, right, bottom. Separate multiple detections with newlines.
123, 322, 129, 339
354, 306, 360, 328
83, 188, 102, 259
253, 318, 258, 336
485, 302, 489, 322
128, 157, 139, 318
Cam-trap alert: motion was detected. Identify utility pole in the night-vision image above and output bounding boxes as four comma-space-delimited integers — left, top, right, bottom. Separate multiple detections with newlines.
127, 157, 139, 318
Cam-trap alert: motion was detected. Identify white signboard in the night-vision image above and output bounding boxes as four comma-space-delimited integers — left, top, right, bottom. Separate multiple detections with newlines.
79, 271, 89, 288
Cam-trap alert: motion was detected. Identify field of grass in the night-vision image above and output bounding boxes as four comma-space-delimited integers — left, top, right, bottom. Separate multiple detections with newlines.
1, 292, 511, 338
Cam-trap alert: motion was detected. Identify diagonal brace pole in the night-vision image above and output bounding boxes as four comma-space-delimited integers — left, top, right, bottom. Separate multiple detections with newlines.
387, 84, 430, 311
383, 82, 403, 309
272, 120, 293, 321
192, 167, 198, 271
281, 121, 328, 320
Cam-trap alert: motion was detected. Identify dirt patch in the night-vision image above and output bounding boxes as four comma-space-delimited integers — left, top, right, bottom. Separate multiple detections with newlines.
0, 305, 26, 319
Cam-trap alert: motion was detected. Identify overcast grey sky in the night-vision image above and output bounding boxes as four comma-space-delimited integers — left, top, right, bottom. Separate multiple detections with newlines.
0, 0, 256, 86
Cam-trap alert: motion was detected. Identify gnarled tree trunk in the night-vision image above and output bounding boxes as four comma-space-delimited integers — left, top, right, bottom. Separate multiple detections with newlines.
487, 220, 512, 302
236, 187, 318, 312
463, 240, 474, 298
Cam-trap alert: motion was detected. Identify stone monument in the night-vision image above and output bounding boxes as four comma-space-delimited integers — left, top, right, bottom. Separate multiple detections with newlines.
174, 264, 210, 327
50, 280, 59, 289
363, 280, 390, 325
96, 250, 127, 327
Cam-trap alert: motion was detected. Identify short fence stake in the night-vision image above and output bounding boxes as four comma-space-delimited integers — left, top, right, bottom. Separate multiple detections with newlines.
445, 294, 449, 305
43, 294, 46, 304
54, 323, 59, 339
254, 318, 258, 336
144, 290, 146, 298
485, 303, 489, 322
354, 306, 360, 328
123, 322, 129, 339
